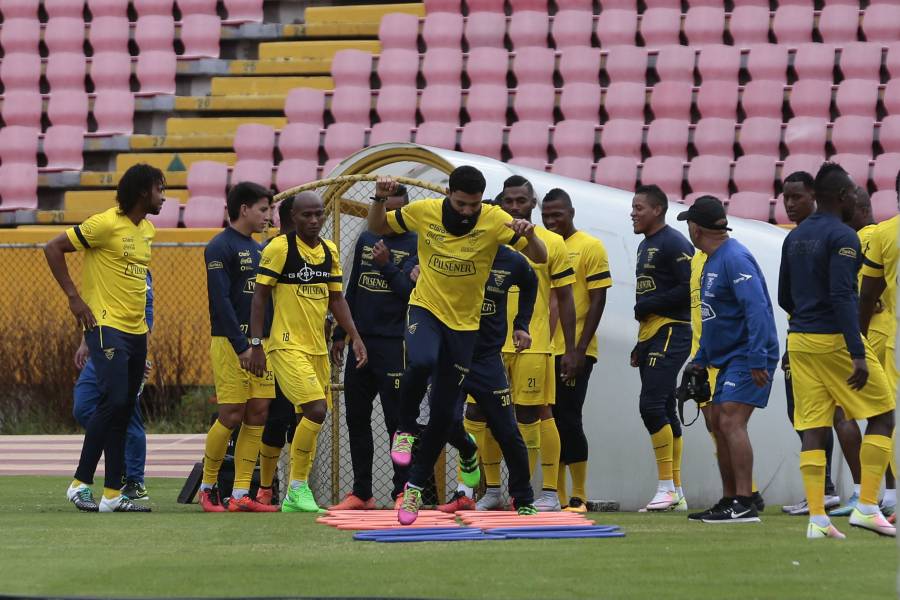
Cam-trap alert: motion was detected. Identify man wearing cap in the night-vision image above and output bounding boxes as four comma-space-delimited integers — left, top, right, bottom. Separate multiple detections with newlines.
680, 196, 779, 524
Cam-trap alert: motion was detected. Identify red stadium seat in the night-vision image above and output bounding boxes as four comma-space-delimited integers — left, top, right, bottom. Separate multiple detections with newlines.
2, 90, 41, 131
600, 119, 644, 159
420, 85, 462, 123
692, 118, 736, 158
415, 122, 458, 149
788, 80, 833, 119
654, 45, 696, 83
596, 9, 637, 48
147, 198, 180, 228
640, 8, 681, 49
512, 47, 555, 85
835, 79, 879, 118
89, 16, 130, 53
551, 156, 593, 181
466, 84, 508, 123
509, 11, 549, 50
831, 116, 875, 156
460, 120, 504, 159
45, 17, 85, 54
697, 44, 741, 83
465, 12, 506, 49
553, 120, 596, 158
369, 122, 413, 145
376, 86, 417, 126
696, 81, 738, 120
862, 5, 900, 43
738, 117, 782, 158
135, 15, 175, 53
183, 196, 225, 227
649, 81, 692, 120
604, 46, 648, 83
647, 118, 690, 159
278, 123, 321, 161
871, 190, 899, 221
727, 193, 772, 221
879, 116, 900, 153
684, 6, 725, 47
324, 122, 367, 164
785, 117, 828, 155
740, 80, 785, 119
559, 47, 601, 85
379, 13, 419, 51
422, 47, 463, 86
48, 90, 89, 129
467, 48, 509, 86
331, 50, 373, 88
602, 81, 645, 121
0, 18, 40, 53
181, 14, 221, 59
839, 43, 882, 82
47, 53, 87, 92
136, 49, 176, 94
0, 163, 38, 209
1, 52, 41, 91
285, 88, 326, 126
90, 51, 132, 92
330, 86, 372, 126
728, 6, 770, 48
640, 156, 685, 200
830, 153, 871, 186
275, 159, 319, 193
377, 49, 419, 87
423, 12, 463, 49
0, 125, 38, 164
223, 0, 263, 24
594, 156, 638, 190
508, 120, 551, 165
873, 153, 900, 191
513, 84, 555, 123
687, 155, 732, 201
733, 154, 776, 194
793, 44, 836, 82
561, 82, 603, 123
818, 5, 861, 44
746, 45, 789, 84
93, 90, 135, 134
773, 5, 814, 44
551, 10, 594, 49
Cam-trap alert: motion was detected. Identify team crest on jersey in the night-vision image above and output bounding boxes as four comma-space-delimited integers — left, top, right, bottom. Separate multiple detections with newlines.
636, 275, 656, 294
408, 322, 418, 335
492, 271, 507, 287
700, 302, 716, 321
838, 247, 857, 259
104, 348, 116, 360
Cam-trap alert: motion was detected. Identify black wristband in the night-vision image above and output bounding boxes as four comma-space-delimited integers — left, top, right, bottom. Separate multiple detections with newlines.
371, 196, 386, 203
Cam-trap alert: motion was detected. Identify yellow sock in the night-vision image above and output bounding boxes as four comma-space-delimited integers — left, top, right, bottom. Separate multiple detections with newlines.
233, 424, 263, 492
480, 427, 502, 487
259, 443, 282, 488
672, 435, 684, 487
752, 480, 758, 493
650, 425, 674, 481
70, 478, 86, 488
202, 419, 234, 485
540, 418, 560, 491
462, 418, 487, 483
800, 449, 827, 517
557, 465, 568, 506
518, 420, 541, 476
860, 434, 892, 506
569, 460, 588, 501
103, 487, 119, 499
290, 418, 322, 483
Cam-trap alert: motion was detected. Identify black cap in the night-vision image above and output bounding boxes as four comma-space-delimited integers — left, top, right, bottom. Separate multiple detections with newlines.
676, 196, 731, 230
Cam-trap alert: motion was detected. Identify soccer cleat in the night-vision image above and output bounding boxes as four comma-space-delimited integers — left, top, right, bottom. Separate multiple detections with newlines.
645, 488, 678, 511
534, 490, 562, 512
255, 486, 274, 506
783, 499, 807, 514
889, 513, 896, 525
390, 432, 415, 467
66, 484, 98, 512
517, 504, 539, 516
328, 493, 376, 511
458, 434, 482, 488
99, 495, 151, 513
398, 485, 423, 525
807, 521, 846, 539
672, 494, 688, 512
701, 499, 760, 524
437, 490, 476, 513
824, 494, 841, 510
880, 503, 895, 518
281, 482, 325, 513
563, 497, 588, 513
828, 493, 859, 517
476, 487, 504, 511
688, 497, 730, 522
198, 487, 227, 513
393, 493, 404, 511
228, 495, 280, 512
849, 508, 896, 537
750, 491, 765, 513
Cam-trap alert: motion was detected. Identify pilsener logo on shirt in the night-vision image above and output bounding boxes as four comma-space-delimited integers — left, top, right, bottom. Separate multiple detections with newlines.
428, 254, 475, 277
359, 271, 389, 292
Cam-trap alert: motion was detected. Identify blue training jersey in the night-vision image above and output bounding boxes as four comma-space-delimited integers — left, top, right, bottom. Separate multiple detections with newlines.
634, 225, 694, 322
778, 211, 865, 358
476, 246, 538, 357
694, 238, 779, 369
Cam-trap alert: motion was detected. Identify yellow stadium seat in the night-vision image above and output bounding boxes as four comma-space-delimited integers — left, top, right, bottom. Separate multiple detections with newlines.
166, 117, 287, 136
210, 76, 333, 96
302, 3, 424, 37
228, 59, 333, 76
64, 189, 189, 213
258, 40, 380, 61
79, 171, 188, 188
173, 96, 287, 111
115, 153, 236, 173
129, 134, 235, 151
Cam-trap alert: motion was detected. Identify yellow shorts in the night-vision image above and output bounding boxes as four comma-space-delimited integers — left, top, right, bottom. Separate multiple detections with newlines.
868, 330, 890, 366
503, 352, 555, 406
210, 337, 274, 404
698, 366, 719, 409
788, 333, 895, 430
267, 347, 332, 410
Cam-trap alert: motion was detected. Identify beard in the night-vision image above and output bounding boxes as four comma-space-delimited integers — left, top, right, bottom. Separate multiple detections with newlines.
442, 198, 481, 236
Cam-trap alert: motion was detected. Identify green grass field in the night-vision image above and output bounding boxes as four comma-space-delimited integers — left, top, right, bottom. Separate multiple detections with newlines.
0, 477, 894, 599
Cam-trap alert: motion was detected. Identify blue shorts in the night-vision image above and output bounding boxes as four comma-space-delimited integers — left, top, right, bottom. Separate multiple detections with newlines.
712, 358, 777, 408
464, 352, 512, 407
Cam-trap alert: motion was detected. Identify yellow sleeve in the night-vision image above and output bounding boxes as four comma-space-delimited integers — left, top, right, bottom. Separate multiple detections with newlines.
861, 224, 886, 278
256, 236, 287, 286
66, 210, 114, 251
584, 239, 612, 290
385, 199, 428, 234
549, 235, 576, 288
327, 240, 343, 292
484, 207, 528, 251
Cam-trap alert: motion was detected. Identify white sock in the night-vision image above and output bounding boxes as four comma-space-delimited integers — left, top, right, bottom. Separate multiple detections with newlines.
882, 488, 896, 507
457, 484, 473, 498
810, 514, 830, 528
857, 502, 880, 515
659, 479, 676, 493
484, 486, 501, 496
231, 488, 248, 500
290, 480, 306, 489
853, 484, 861, 497
199, 483, 213, 491
676, 486, 684, 498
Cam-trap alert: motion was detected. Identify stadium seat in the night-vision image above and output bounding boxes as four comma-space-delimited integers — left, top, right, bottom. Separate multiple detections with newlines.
90, 51, 132, 92
134, 0, 173, 16
284, 88, 326, 126
275, 159, 319, 193
733, 155, 776, 194
467, 0, 503, 12
88, 16, 130, 53
559, 47, 602, 85
467, 48, 509, 86
728, 6, 770, 47
551, 157, 593, 181
604, 46, 648, 83
594, 156, 638, 190
649, 81, 692, 121
179, 0, 217, 16
643, 0, 682, 7
861, 5, 900, 43
885, 79, 900, 116
687, 155, 732, 201
773, 5, 814, 44
879, 115, 900, 153
785, 117, 828, 155
331, 50, 374, 88
561, 82, 602, 122
640, 9, 681, 49
831, 116, 875, 156
377, 49, 419, 87
600, 119, 644, 159
378, 13, 420, 51
512, 47, 556, 85
551, 10, 594, 49
278, 123, 321, 161
647, 118, 690, 159
466, 84, 508, 123
508, 120, 550, 165
873, 153, 900, 191
793, 44, 836, 82
738, 117, 782, 158
640, 156, 685, 200
0, 163, 38, 209
696, 81, 738, 119
135, 15, 175, 53
420, 85, 462, 123
136, 50, 177, 94
773, 196, 791, 224
223, 0, 264, 24
0, 18, 39, 53
182, 196, 226, 227
414, 121, 458, 149
369, 122, 413, 145
424, 0, 460, 13
788, 80, 833, 119
839, 43, 882, 82
746, 45, 789, 84
88, 0, 127, 17
886, 43, 900, 79
234, 123, 275, 161
93, 90, 136, 134
692, 118, 736, 158
324, 122, 367, 163
741, 80, 786, 119
697, 45, 741, 83
830, 153, 870, 186
460, 120, 504, 159
46, 53, 87, 92
654, 45, 696, 83
596, 9, 638, 48
422, 48, 463, 85
871, 190, 899, 221
513, 84, 554, 123
423, 12, 463, 49
818, 5, 861, 43
147, 197, 180, 228
180, 14, 222, 59
465, 12, 506, 49
376, 86, 417, 126
48, 90, 89, 129
727, 193, 772, 221
0, 0, 39, 18
782, 154, 826, 181
45, 17, 85, 54
684, 6, 725, 47
0, 125, 38, 165
602, 82, 644, 121
1, 90, 42, 130
509, 0, 547, 11
509, 11, 549, 50
835, 79, 879, 118
330, 86, 372, 125
553, 119, 596, 158
231, 161, 272, 187
1, 53, 41, 91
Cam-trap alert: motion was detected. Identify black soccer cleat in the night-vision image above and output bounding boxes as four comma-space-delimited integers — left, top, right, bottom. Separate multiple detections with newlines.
121, 480, 149, 501
100, 495, 152, 513
751, 491, 765, 513
701, 499, 760, 524
67, 485, 99, 512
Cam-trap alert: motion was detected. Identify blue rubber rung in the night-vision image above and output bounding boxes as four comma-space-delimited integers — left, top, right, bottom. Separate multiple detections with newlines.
501, 530, 626, 540
484, 525, 619, 535
374, 532, 505, 543
353, 527, 469, 540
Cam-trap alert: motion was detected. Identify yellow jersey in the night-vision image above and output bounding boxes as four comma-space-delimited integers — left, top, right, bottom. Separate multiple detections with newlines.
65, 207, 154, 335
386, 198, 529, 331
689, 250, 707, 357
551, 230, 612, 358
860, 215, 899, 343
504, 225, 575, 355
256, 233, 342, 355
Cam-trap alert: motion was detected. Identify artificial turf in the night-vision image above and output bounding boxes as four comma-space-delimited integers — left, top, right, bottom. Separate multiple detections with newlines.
0, 477, 894, 600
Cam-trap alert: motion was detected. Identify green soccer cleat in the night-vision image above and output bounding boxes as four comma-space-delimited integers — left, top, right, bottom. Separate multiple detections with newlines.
398, 485, 423, 525
459, 433, 482, 488
517, 504, 538, 516
281, 482, 325, 514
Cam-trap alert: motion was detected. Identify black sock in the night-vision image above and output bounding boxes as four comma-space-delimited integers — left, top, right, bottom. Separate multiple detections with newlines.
736, 495, 754, 508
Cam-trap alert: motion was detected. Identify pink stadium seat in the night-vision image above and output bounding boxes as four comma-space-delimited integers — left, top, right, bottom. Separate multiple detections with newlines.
134, 0, 173, 16
559, 47, 601, 85
513, 83, 554, 123
423, 12, 463, 49
223, 0, 264, 24
45, 17, 85, 54
467, 48, 509, 86
44, 0, 84, 18
696, 81, 738, 119
376, 86, 417, 125
604, 46, 648, 83
594, 156, 638, 190
887, 42, 900, 79
181, 14, 221, 59
586, 0, 633, 6
596, 9, 637, 47
687, 155, 732, 200
0, 163, 38, 209
275, 159, 319, 193
649, 81, 692, 120
414, 121, 458, 149
1, 52, 40, 91
0, 0, 39, 18
600, 119, 644, 159
727, 193, 772, 221
839, 43, 882, 82
331, 50, 373, 88
369, 122, 413, 145
43, 125, 84, 171
136, 50, 176, 95
46, 53, 86, 91
135, 15, 175, 53
284, 88, 325, 126
183, 196, 225, 227
654, 45, 695, 83
465, 12, 506, 49
551, 157, 592, 181
509, 0, 547, 11
377, 49, 419, 87
508, 120, 550, 164
789, 80, 833, 119
0, 125, 38, 164
422, 48, 463, 85
684, 6, 725, 47
420, 85, 462, 123
647, 118, 690, 159
746, 45, 789, 84
784, 117, 828, 155
551, 10, 594, 49
147, 197, 180, 228
278, 123, 321, 161
89, 16, 130, 53
90, 52, 131, 92
460, 120, 504, 159
1, 90, 42, 130
640, 9, 681, 49
330, 86, 372, 125
561, 82, 602, 123
643, 0, 681, 7
862, 5, 900, 43
773, 195, 790, 224
835, 79, 879, 118
738, 117, 782, 158
733, 154, 776, 194
818, 5, 860, 43
553, 120, 596, 158
93, 90, 135, 134
640, 156, 685, 200
235, 123, 275, 161
231, 160, 272, 187
871, 190, 899, 221
874, 153, 900, 191
830, 153, 870, 186
378, 13, 419, 51
509, 11, 549, 50
48, 90, 89, 129
88, 0, 127, 17
879, 116, 900, 153
741, 80, 785, 119
793, 44, 836, 82
466, 84, 508, 123
1, 18, 40, 53
697, 45, 741, 83
831, 116, 875, 156
178, 0, 217, 15
728, 6, 770, 47
782, 154, 826, 181
466, 0, 502, 12
512, 47, 555, 85
692, 118, 736, 158
884, 79, 900, 116
773, 5, 814, 44
509, 156, 547, 171
423, 0, 460, 13
324, 122, 367, 163
602, 81, 644, 121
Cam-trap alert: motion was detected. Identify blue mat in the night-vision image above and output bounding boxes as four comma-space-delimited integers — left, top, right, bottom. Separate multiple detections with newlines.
501, 530, 626, 540
354, 525, 625, 543
374, 532, 506, 543
484, 525, 620, 535
353, 527, 475, 540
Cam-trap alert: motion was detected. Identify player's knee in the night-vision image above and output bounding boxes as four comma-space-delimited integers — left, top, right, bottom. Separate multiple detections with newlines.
217, 405, 245, 429
300, 400, 327, 424
515, 404, 540, 423
867, 409, 895, 434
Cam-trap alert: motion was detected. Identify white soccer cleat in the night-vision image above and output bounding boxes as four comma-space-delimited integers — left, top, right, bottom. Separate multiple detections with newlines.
645, 488, 678, 511
849, 508, 896, 537
672, 493, 688, 511
533, 490, 562, 512
824, 494, 841, 510
475, 488, 504, 511
806, 522, 846, 540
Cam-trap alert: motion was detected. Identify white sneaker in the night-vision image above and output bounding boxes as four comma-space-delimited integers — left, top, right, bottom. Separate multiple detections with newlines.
476, 488, 504, 511
807, 521, 846, 539
672, 494, 688, 511
99, 494, 151, 513
534, 490, 561, 512
782, 499, 805, 513
824, 494, 841, 510
788, 499, 809, 516
645, 488, 678, 511
849, 508, 896, 537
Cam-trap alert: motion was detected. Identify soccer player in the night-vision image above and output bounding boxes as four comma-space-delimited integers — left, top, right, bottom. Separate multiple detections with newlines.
678, 197, 779, 524
368, 167, 547, 524
198, 182, 277, 513
249, 191, 368, 513
44, 163, 164, 513
72, 272, 154, 501
630, 184, 693, 512
329, 184, 418, 510
779, 162, 895, 539
540, 188, 612, 513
